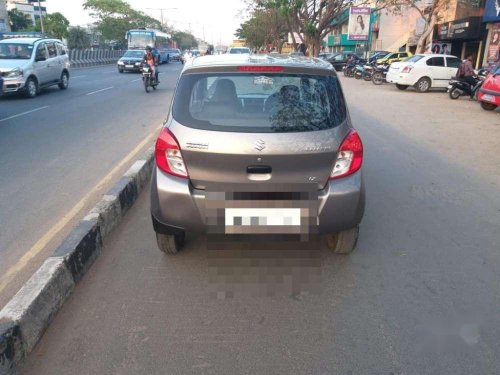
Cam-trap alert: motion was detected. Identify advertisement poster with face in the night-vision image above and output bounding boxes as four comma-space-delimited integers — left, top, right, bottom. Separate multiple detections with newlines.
348, 7, 371, 40
487, 23, 500, 64
431, 42, 451, 54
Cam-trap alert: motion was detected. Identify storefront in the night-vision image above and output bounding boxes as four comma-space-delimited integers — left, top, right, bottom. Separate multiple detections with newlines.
434, 16, 486, 68
482, 0, 500, 69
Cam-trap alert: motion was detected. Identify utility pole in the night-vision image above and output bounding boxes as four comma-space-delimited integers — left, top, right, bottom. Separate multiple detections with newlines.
146, 7, 178, 29
37, 0, 45, 34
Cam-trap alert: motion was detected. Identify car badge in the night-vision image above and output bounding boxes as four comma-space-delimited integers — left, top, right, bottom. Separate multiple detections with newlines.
254, 140, 266, 151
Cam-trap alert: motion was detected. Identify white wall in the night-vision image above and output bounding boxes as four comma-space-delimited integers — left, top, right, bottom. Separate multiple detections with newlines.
375, 8, 422, 51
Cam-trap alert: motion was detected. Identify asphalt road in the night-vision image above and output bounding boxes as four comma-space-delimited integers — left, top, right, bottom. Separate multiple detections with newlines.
20, 75, 500, 375
0, 61, 184, 308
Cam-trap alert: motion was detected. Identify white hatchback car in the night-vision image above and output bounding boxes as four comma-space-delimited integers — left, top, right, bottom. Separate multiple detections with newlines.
386, 54, 461, 92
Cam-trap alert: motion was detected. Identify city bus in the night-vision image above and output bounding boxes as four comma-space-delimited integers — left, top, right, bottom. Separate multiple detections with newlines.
126, 28, 172, 63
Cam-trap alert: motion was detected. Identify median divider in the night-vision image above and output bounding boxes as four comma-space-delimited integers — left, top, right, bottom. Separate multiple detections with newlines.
0, 147, 155, 375
69, 49, 124, 69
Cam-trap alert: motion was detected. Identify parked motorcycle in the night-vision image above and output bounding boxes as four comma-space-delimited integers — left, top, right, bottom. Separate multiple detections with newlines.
372, 65, 390, 85
448, 69, 488, 100
142, 63, 158, 93
362, 63, 376, 81
353, 60, 368, 80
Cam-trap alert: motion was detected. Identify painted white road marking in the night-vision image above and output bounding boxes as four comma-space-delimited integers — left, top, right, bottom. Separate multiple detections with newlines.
131, 78, 142, 82
0, 106, 50, 123
71, 75, 86, 79
86, 86, 114, 96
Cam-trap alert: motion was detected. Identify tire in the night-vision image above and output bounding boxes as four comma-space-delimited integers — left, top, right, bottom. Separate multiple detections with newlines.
372, 72, 383, 85
24, 77, 38, 98
354, 72, 362, 80
58, 71, 69, 90
326, 226, 359, 254
481, 101, 497, 111
363, 72, 372, 81
118, 68, 124, 73
416, 77, 431, 93
152, 84, 157, 90
144, 77, 150, 93
396, 84, 409, 91
156, 232, 185, 254
449, 87, 461, 100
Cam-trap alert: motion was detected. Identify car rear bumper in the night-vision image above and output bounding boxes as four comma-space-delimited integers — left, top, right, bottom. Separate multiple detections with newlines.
150, 168, 365, 235
478, 88, 500, 105
386, 71, 414, 86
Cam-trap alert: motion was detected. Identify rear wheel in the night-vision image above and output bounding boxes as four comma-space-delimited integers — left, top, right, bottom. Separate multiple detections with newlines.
24, 77, 38, 98
416, 77, 431, 93
156, 232, 185, 254
481, 101, 497, 111
326, 226, 359, 254
363, 72, 372, 81
449, 87, 461, 99
58, 71, 69, 90
396, 84, 408, 91
372, 72, 383, 85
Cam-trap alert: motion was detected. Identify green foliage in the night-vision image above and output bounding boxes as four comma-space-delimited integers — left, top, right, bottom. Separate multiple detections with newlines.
67, 27, 91, 49
8, 9, 32, 32
35, 12, 70, 40
172, 31, 198, 50
236, 8, 288, 50
83, 0, 162, 43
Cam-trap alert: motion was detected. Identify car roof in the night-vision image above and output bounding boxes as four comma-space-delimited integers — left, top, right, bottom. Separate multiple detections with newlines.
414, 53, 458, 58
0, 37, 60, 44
183, 54, 333, 72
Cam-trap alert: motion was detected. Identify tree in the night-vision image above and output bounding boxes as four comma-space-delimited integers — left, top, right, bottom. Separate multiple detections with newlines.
172, 31, 198, 50
34, 12, 70, 39
8, 9, 32, 32
83, 0, 163, 44
67, 27, 91, 49
376, 0, 450, 53
236, 8, 288, 51
254, 0, 357, 57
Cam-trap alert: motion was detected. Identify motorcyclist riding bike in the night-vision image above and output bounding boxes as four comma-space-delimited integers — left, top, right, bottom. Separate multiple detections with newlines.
142, 46, 159, 83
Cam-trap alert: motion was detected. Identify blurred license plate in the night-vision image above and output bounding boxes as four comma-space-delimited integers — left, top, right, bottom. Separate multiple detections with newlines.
225, 208, 301, 227
126, 65, 134, 68
482, 94, 494, 102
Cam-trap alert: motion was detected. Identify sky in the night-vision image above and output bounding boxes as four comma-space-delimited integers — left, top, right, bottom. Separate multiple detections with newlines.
43, 0, 248, 45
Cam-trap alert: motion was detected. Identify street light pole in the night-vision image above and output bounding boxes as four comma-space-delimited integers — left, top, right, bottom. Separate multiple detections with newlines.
37, 0, 45, 34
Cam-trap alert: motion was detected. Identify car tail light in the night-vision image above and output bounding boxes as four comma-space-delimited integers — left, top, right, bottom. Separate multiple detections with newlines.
155, 128, 188, 178
330, 130, 363, 180
237, 66, 284, 72
401, 65, 413, 73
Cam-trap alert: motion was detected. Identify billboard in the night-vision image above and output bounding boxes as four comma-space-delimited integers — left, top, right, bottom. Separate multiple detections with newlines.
486, 23, 500, 65
484, 0, 500, 23
348, 7, 371, 41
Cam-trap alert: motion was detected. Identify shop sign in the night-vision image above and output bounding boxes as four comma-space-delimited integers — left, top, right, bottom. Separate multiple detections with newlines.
450, 20, 470, 37
483, 0, 500, 23
437, 23, 450, 38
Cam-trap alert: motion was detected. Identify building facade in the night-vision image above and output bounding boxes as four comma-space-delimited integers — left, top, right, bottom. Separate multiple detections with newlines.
6, 0, 46, 26
0, 0, 10, 32
433, 0, 486, 68
481, 0, 500, 68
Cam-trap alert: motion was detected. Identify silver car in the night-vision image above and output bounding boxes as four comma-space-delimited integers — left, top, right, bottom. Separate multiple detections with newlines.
0, 37, 70, 98
151, 54, 365, 254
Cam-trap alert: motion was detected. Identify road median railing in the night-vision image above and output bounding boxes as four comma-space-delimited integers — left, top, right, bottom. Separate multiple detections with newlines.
69, 49, 124, 69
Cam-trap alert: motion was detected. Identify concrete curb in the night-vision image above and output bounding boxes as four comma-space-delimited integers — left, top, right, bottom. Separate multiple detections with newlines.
0, 147, 155, 374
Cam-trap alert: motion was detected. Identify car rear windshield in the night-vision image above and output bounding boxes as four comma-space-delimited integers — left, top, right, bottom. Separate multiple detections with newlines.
230, 48, 250, 54
172, 72, 347, 133
0, 43, 33, 60
405, 55, 424, 63
124, 51, 143, 58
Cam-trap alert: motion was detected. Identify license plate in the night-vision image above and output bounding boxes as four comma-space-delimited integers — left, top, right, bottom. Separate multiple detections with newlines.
126, 65, 134, 68
225, 208, 301, 227
482, 94, 494, 102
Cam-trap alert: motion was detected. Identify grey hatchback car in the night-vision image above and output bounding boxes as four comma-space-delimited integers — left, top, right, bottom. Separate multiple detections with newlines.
151, 54, 365, 254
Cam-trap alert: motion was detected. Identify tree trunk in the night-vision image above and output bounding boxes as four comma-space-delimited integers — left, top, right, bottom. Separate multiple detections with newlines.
416, 15, 436, 54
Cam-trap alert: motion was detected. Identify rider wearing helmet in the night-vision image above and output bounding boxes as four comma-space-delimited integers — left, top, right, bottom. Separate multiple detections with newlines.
142, 46, 159, 83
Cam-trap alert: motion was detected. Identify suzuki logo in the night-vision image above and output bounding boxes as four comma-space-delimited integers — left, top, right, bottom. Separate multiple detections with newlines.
254, 139, 266, 151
